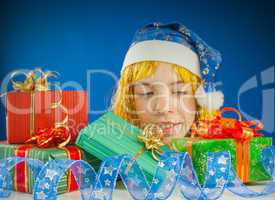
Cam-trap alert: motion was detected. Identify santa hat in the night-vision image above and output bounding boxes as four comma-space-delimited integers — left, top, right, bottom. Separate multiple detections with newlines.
121, 22, 224, 111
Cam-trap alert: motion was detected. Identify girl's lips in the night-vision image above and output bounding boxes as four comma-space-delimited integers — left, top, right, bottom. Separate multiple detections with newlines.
158, 122, 183, 136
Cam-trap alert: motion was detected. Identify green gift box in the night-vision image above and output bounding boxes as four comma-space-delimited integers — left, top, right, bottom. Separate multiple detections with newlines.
171, 137, 273, 184
76, 112, 170, 181
0, 143, 101, 194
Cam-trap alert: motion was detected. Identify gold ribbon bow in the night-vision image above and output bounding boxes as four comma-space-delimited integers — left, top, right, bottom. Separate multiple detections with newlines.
137, 123, 165, 161
11, 68, 58, 92
125, 123, 165, 176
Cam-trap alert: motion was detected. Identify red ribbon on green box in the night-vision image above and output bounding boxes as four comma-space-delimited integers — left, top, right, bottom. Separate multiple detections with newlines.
173, 107, 271, 183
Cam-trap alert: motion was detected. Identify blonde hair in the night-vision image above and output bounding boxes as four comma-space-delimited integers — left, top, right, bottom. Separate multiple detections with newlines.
110, 61, 207, 128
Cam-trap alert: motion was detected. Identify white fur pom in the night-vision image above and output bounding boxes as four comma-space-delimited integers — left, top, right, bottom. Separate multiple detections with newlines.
195, 85, 224, 111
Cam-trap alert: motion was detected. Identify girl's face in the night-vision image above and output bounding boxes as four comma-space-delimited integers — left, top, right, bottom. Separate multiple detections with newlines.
132, 62, 197, 144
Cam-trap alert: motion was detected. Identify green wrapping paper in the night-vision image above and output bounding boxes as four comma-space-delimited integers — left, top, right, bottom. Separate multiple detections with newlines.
248, 137, 273, 181
0, 144, 101, 194
76, 112, 170, 181
172, 138, 236, 184
172, 137, 272, 184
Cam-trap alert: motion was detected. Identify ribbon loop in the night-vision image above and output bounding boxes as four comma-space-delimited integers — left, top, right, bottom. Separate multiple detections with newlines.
0, 146, 273, 199
193, 107, 263, 141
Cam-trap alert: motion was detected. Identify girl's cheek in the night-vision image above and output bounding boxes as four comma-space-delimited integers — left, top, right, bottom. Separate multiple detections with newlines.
134, 97, 152, 120
177, 95, 196, 114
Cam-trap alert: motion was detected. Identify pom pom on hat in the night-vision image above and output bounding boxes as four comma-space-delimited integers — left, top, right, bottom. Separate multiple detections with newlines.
195, 85, 224, 111
122, 22, 224, 110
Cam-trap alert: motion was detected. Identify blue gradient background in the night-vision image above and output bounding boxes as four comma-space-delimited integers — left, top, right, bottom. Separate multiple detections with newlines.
0, 0, 274, 142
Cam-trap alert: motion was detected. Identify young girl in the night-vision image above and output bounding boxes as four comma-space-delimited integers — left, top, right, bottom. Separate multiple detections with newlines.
110, 22, 224, 144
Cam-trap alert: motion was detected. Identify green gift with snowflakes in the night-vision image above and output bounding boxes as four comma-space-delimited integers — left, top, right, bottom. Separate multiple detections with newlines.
171, 137, 272, 184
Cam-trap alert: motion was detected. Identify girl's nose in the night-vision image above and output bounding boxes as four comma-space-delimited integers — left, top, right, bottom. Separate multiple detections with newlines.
152, 95, 173, 114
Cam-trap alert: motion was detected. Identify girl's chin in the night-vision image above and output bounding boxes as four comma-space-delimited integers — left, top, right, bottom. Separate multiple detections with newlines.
161, 123, 183, 137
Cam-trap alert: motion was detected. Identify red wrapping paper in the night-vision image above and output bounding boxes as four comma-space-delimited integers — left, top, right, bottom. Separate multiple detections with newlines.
6, 90, 88, 144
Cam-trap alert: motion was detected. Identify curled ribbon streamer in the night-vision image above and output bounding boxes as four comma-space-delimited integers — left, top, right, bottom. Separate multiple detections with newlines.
0, 146, 274, 200
25, 92, 70, 148
10, 68, 70, 148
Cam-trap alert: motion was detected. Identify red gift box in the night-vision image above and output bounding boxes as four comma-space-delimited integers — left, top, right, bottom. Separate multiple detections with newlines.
6, 90, 88, 144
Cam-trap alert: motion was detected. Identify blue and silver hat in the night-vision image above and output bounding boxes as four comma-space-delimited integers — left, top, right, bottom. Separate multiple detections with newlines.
121, 22, 224, 110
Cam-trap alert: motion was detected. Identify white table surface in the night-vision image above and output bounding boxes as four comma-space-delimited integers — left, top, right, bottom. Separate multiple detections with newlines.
5, 182, 275, 200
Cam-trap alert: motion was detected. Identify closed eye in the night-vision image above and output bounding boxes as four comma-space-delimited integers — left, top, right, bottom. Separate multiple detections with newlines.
136, 92, 154, 96
173, 91, 189, 95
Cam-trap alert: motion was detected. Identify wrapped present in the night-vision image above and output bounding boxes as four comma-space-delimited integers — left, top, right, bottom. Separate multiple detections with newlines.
76, 112, 170, 181
172, 137, 272, 184
0, 143, 101, 194
172, 107, 273, 184
5, 69, 88, 146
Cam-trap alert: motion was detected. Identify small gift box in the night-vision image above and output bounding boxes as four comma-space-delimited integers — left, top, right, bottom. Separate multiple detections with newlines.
5, 69, 88, 146
76, 112, 170, 181
172, 107, 273, 184
0, 143, 101, 194
172, 137, 272, 184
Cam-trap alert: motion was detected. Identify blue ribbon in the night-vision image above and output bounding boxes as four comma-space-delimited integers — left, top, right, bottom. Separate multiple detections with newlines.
0, 146, 275, 200
0, 157, 43, 198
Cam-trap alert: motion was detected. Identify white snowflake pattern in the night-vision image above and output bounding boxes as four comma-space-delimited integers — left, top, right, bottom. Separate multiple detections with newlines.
41, 182, 50, 190
218, 155, 227, 165
36, 191, 47, 199
220, 167, 226, 173
93, 189, 106, 199
154, 192, 165, 198
103, 166, 114, 176
209, 170, 215, 176
190, 178, 197, 186
171, 161, 177, 166
152, 178, 159, 185
104, 179, 111, 187
197, 43, 205, 51
158, 161, 165, 168
215, 177, 226, 188
207, 156, 214, 163
84, 177, 90, 183
45, 169, 58, 181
